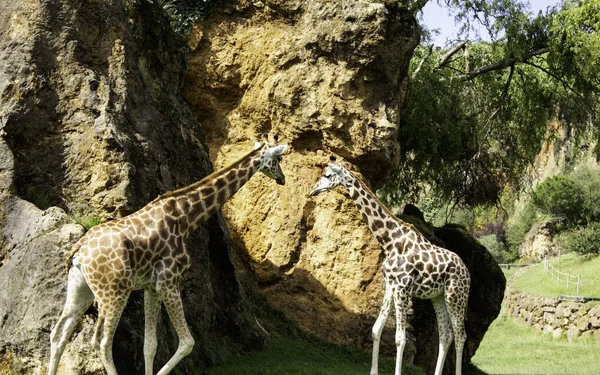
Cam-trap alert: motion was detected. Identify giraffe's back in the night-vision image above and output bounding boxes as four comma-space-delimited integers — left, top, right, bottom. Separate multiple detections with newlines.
384, 244, 469, 300
71, 209, 191, 295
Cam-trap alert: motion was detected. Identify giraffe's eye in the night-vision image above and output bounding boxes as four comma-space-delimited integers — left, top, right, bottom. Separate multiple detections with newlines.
324, 174, 332, 179
276, 155, 282, 162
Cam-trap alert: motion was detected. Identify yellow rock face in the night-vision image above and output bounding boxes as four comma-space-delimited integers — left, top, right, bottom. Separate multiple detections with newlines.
184, 0, 419, 348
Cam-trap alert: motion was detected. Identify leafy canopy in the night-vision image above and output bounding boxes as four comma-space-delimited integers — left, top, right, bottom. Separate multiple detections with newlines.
382, 0, 600, 209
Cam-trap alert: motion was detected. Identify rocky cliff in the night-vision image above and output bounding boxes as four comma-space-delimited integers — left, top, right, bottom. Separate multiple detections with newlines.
184, 0, 418, 347
0, 1, 259, 373
184, 0, 504, 373
0, 0, 505, 374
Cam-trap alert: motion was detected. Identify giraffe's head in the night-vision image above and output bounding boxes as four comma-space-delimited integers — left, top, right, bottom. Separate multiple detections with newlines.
310, 161, 347, 196
257, 143, 288, 185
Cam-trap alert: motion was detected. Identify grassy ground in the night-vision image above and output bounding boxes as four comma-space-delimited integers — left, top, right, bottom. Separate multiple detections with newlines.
511, 252, 600, 297
204, 255, 600, 375
205, 336, 423, 375
470, 261, 600, 374
470, 307, 600, 375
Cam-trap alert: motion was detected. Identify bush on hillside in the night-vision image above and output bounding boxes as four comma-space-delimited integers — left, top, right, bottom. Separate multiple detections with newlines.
159, 0, 222, 34
531, 175, 585, 226
474, 221, 507, 243
567, 168, 600, 224
506, 201, 537, 253
478, 234, 514, 263
557, 222, 600, 256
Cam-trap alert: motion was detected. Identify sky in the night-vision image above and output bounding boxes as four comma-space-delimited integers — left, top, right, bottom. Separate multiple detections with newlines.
420, 0, 562, 46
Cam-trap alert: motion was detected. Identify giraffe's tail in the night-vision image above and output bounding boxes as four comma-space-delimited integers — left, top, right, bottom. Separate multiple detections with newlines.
64, 241, 82, 274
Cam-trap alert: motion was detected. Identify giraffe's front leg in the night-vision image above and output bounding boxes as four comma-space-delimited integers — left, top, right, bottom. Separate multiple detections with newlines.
370, 284, 393, 375
393, 289, 410, 375
144, 289, 162, 375
156, 283, 195, 375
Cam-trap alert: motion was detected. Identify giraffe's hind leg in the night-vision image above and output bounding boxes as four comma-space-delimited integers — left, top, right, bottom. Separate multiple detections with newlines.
95, 292, 131, 375
432, 295, 453, 375
445, 277, 470, 375
48, 266, 94, 375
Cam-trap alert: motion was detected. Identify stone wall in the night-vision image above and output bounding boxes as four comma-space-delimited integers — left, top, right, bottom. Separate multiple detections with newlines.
505, 288, 600, 341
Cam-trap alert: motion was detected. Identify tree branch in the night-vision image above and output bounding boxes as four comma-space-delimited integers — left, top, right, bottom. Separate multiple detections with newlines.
500, 63, 515, 102
465, 43, 471, 73
437, 41, 468, 69
411, 45, 434, 80
456, 48, 549, 81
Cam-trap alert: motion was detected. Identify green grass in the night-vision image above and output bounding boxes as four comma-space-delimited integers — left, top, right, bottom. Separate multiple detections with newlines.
511, 252, 600, 297
206, 336, 423, 375
470, 307, 600, 375
500, 267, 519, 280
204, 254, 600, 375
72, 214, 103, 231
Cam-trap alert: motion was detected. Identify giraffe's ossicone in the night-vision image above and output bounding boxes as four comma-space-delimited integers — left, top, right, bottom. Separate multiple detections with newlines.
311, 161, 470, 375
48, 141, 288, 375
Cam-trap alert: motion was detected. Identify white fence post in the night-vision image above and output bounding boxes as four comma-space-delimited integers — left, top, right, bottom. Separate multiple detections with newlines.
543, 258, 582, 295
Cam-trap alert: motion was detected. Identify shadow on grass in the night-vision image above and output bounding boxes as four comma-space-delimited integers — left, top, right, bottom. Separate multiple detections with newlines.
467, 362, 546, 375
204, 336, 424, 375
467, 363, 490, 374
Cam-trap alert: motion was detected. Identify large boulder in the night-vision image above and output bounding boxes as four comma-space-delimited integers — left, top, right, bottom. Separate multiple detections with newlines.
414, 222, 506, 374
519, 221, 557, 260
184, 0, 418, 185
0, 1, 260, 373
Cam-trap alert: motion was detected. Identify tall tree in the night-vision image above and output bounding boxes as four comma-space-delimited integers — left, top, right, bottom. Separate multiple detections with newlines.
383, 0, 600, 208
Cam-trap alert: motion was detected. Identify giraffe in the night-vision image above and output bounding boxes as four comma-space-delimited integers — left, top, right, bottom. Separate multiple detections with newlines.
310, 159, 470, 375
47, 140, 288, 375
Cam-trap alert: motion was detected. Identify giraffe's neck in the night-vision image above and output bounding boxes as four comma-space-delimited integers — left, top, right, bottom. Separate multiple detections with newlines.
151, 147, 264, 237
343, 172, 425, 255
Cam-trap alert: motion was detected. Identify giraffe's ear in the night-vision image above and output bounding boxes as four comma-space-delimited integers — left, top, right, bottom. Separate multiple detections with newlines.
268, 144, 288, 156
328, 163, 343, 174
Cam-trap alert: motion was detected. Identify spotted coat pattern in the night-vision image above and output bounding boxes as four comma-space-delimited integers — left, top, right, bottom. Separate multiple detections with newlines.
48, 143, 287, 375
310, 163, 470, 375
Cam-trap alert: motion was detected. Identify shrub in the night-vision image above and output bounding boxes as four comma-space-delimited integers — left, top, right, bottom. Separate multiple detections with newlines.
567, 168, 600, 223
158, 0, 222, 34
474, 221, 507, 244
478, 234, 513, 263
506, 200, 537, 253
557, 222, 600, 256
531, 175, 585, 226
